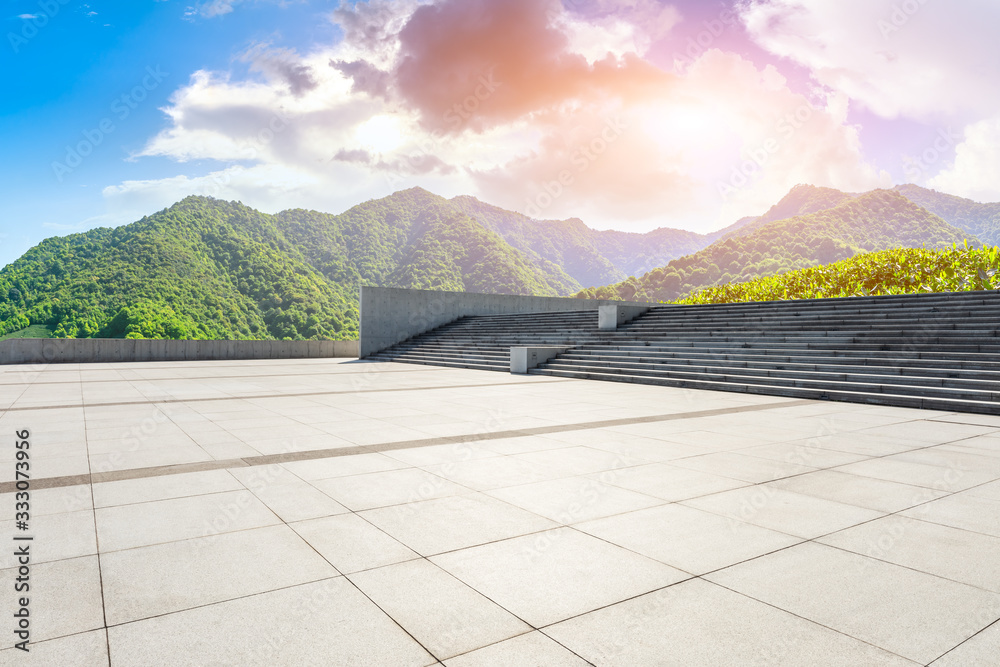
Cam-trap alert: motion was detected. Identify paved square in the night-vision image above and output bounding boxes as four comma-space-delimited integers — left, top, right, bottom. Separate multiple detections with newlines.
1, 357, 999, 665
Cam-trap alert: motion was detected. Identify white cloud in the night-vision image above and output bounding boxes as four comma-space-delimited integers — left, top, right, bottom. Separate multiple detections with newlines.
738, 0, 1000, 122
185, 0, 293, 19
558, 0, 682, 62
186, 0, 241, 18
472, 48, 888, 230
106, 0, 890, 234
928, 117, 1000, 203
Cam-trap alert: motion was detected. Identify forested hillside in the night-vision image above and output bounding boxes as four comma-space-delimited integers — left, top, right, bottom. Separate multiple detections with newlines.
1, 183, 990, 340
575, 189, 978, 303
0, 190, 566, 340
275, 188, 569, 296
0, 197, 358, 340
895, 184, 1000, 245
450, 195, 732, 288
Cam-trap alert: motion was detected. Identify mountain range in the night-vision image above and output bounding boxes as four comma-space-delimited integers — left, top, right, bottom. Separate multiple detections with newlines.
0, 183, 994, 340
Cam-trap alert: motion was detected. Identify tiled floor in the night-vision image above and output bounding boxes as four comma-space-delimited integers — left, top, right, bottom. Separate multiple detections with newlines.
1, 357, 999, 665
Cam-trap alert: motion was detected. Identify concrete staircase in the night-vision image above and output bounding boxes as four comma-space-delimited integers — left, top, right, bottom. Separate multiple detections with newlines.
368, 310, 608, 372
371, 291, 1000, 414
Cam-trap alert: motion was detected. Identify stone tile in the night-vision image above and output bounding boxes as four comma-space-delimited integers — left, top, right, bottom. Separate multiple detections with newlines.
280, 452, 408, 480
89, 446, 214, 473
444, 631, 590, 667
736, 440, 870, 468
96, 490, 280, 551
857, 420, 997, 444
966, 480, 1000, 501
939, 434, 1000, 458
820, 515, 1000, 592
350, 559, 531, 660
889, 447, 1000, 477
588, 462, 748, 501
228, 462, 302, 486
486, 476, 664, 524
0, 484, 92, 516
201, 440, 263, 459
107, 578, 435, 666
835, 456, 993, 492
683, 483, 884, 539
545, 578, 919, 666
900, 493, 1000, 537
654, 429, 773, 452
100, 525, 337, 624
707, 542, 1000, 664
0, 629, 108, 666
668, 451, 818, 483
929, 620, 1000, 666
766, 469, 947, 513
313, 468, 468, 511
0, 556, 104, 645
511, 446, 651, 476
796, 433, 921, 457
92, 469, 243, 508
564, 432, 705, 462
291, 513, 418, 574
0, 455, 90, 483
382, 442, 501, 466
360, 493, 557, 556
431, 527, 688, 627
422, 456, 568, 491
243, 479, 349, 523
576, 503, 801, 575
0, 510, 96, 568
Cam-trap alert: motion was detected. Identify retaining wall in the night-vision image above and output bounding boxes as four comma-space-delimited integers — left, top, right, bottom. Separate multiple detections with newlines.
0, 338, 359, 365
359, 286, 652, 358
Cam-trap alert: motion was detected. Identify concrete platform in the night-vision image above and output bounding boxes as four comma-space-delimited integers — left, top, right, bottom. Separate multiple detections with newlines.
1, 358, 999, 665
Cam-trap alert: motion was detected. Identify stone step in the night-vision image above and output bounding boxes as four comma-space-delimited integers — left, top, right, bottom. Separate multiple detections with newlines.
560, 349, 1000, 374
527, 367, 1000, 414
541, 359, 999, 392
369, 291, 1000, 414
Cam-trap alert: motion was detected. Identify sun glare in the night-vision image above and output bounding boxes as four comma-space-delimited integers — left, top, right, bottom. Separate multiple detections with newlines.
638, 103, 723, 152
355, 115, 405, 153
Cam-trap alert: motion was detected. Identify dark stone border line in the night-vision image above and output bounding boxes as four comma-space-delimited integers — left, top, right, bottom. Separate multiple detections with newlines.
0, 398, 815, 493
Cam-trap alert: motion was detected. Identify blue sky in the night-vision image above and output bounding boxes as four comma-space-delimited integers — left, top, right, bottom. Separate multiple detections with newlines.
1, 0, 346, 265
2, 0, 998, 269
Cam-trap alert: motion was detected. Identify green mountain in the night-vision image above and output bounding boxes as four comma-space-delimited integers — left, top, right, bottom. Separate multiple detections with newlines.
0, 197, 359, 340
273, 188, 568, 296
0, 189, 567, 340
895, 184, 1000, 245
449, 195, 739, 289
576, 189, 979, 303
2, 182, 990, 341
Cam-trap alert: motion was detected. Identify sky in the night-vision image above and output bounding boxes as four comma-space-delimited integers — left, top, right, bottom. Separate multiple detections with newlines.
2, 0, 999, 268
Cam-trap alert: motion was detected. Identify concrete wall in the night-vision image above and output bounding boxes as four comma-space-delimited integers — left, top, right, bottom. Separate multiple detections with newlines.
359, 286, 652, 358
0, 338, 359, 365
